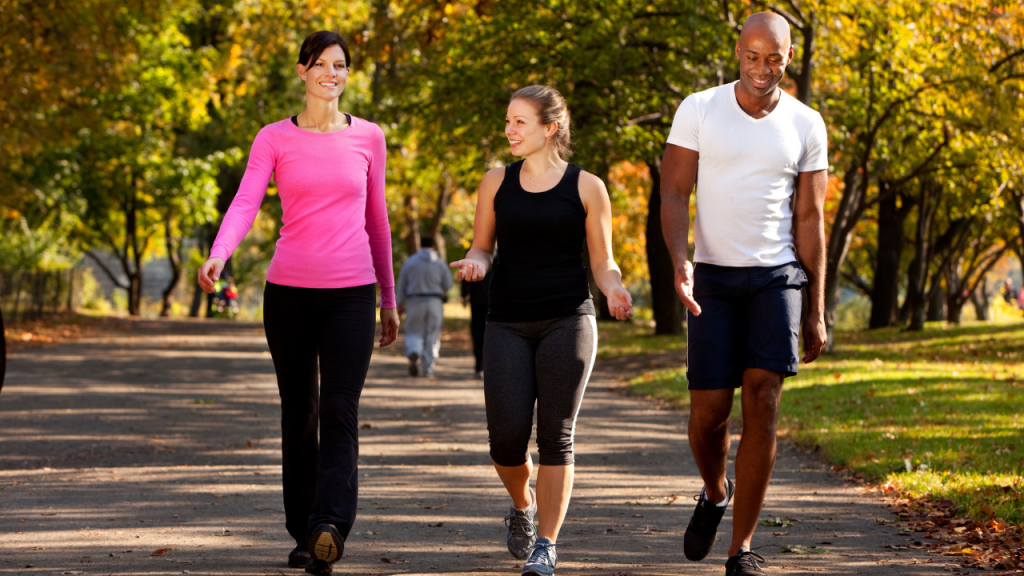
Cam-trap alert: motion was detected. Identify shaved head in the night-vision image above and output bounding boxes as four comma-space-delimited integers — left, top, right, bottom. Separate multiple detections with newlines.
734, 11, 794, 101
739, 12, 792, 49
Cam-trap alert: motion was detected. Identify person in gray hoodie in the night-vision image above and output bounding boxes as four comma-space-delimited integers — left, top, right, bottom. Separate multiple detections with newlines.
396, 236, 453, 377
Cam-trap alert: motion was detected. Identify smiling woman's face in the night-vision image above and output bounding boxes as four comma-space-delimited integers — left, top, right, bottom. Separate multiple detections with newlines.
505, 98, 554, 157
298, 44, 349, 101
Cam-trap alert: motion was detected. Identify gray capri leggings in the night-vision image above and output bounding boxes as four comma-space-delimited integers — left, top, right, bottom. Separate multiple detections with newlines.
483, 314, 598, 467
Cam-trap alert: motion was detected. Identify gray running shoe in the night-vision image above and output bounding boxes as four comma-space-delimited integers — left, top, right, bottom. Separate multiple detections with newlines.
522, 537, 558, 575
408, 353, 419, 377
504, 487, 537, 559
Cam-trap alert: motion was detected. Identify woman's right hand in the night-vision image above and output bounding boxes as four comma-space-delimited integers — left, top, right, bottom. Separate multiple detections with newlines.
198, 258, 225, 294
450, 257, 488, 282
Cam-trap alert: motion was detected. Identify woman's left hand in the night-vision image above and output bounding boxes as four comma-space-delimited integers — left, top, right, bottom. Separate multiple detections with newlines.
379, 307, 399, 347
607, 286, 634, 321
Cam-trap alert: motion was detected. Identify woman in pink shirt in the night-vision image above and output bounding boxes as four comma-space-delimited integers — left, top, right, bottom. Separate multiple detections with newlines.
197, 31, 398, 575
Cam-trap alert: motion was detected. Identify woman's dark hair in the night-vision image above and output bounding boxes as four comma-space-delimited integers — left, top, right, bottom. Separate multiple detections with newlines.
298, 31, 351, 69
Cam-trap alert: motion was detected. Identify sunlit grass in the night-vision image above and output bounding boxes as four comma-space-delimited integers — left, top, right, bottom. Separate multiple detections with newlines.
627, 320, 1024, 525
596, 316, 686, 358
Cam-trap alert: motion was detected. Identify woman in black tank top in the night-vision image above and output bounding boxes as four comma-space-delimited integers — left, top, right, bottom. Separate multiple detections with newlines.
451, 86, 633, 576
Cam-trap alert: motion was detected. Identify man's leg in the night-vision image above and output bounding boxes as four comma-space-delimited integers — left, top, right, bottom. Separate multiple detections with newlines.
728, 370, 783, 555
688, 389, 735, 504
421, 299, 444, 376
404, 300, 426, 375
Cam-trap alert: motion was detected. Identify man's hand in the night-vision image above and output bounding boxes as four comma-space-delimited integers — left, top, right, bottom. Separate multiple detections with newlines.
197, 258, 225, 294
674, 261, 702, 315
379, 307, 399, 347
801, 314, 826, 363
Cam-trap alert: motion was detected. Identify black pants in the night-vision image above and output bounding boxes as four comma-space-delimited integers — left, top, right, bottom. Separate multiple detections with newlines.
483, 315, 597, 467
470, 300, 487, 372
263, 281, 377, 545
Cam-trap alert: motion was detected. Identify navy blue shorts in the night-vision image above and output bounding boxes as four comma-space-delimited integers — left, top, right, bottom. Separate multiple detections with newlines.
686, 262, 807, 390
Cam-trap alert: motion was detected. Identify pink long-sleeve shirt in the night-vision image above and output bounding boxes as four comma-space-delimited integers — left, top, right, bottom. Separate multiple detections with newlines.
210, 116, 396, 308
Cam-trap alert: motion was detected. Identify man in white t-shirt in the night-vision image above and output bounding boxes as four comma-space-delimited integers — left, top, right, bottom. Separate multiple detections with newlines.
660, 12, 828, 576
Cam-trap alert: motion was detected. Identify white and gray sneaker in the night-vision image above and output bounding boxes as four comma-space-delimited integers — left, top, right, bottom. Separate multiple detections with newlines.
522, 537, 558, 575
504, 487, 537, 559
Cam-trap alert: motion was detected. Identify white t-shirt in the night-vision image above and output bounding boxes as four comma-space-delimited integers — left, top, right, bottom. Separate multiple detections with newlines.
666, 81, 828, 267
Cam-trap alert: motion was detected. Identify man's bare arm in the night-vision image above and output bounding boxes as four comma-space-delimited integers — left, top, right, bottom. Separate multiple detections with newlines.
793, 169, 828, 362
660, 144, 701, 314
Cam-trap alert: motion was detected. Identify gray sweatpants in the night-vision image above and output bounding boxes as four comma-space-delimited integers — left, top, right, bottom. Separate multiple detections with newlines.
483, 314, 597, 467
404, 297, 444, 374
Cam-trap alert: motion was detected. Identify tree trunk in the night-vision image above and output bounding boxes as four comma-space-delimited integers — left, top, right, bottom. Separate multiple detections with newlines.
823, 168, 862, 350
404, 193, 420, 256
161, 213, 182, 318
645, 158, 683, 335
971, 286, 990, 321
427, 178, 453, 267
905, 181, 937, 330
926, 272, 945, 322
869, 185, 908, 328
189, 227, 208, 318
0, 304, 6, 393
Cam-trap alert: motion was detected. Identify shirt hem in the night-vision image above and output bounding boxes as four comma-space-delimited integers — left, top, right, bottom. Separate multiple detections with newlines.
693, 257, 798, 268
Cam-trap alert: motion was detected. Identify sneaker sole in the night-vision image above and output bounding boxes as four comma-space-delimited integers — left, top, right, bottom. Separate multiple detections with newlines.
314, 531, 341, 562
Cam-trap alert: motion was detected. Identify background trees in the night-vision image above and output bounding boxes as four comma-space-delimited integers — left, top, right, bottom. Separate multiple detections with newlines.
2, 0, 1022, 343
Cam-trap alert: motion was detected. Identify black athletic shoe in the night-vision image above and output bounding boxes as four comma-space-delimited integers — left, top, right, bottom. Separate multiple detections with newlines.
288, 545, 309, 568
683, 478, 735, 561
725, 551, 766, 575
306, 524, 344, 575
408, 353, 420, 377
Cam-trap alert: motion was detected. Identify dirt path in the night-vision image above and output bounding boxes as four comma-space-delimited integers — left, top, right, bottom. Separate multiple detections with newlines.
0, 319, 952, 575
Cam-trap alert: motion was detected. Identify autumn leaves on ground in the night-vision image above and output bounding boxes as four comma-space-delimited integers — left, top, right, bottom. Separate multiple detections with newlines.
624, 319, 1024, 572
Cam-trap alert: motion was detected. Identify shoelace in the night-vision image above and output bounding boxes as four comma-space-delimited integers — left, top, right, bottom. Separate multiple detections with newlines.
735, 550, 766, 569
504, 512, 536, 536
526, 540, 560, 565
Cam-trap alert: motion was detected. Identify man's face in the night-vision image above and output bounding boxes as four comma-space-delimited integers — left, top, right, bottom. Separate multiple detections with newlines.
735, 31, 793, 98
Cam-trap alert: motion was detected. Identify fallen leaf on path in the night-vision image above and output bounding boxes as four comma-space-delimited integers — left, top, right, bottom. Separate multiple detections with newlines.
360, 423, 373, 429
781, 545, 830, 554
151, 548, 171, 556
422, 406, 435, 413
423, 502, 449, 510
761, 517, 798, 527
380, 557, 406, 563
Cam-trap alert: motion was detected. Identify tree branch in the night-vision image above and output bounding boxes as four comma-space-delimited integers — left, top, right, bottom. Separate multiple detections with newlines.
768, 4, 804, 29
990, 47, 1024, 73
84, 250, 130, 290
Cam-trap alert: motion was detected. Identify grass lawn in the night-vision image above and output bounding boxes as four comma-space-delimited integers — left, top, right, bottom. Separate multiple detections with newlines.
627, 320, 1024, 526
596, 316, 686, 357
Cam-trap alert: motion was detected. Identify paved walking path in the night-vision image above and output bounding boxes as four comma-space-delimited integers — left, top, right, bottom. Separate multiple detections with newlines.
0, 319, 950, 575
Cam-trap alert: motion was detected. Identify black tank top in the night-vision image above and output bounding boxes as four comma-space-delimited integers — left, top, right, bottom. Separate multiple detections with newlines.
487, 161, 595, 322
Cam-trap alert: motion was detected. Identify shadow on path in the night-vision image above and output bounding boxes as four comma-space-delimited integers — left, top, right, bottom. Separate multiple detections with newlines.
0, 319, 949, 574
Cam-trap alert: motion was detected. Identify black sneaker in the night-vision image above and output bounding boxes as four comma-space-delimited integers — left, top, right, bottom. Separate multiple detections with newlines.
683, 477, 735, 561
522, 536, 558, 575
725, 550, 766, 575
305, 524, 343, 575
408, 353, 420, 377
288, 545, 309, 568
